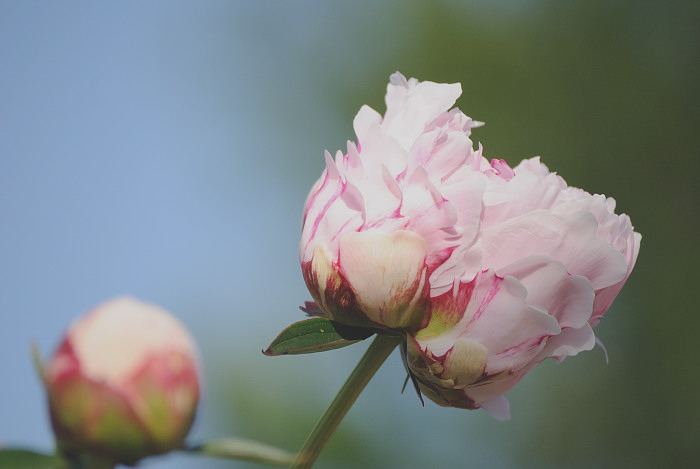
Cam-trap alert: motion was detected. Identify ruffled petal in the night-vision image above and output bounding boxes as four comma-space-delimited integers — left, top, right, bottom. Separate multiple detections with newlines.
407, 111, 474, 181
382, 72, 462, 152
483, 169, 566, 228
464, 275, 561, 373
482, 210, 629, 289
402, 166, 459, 266
497, 256, 595, 329
538, 323, 596, 361
421, 271, 561, 374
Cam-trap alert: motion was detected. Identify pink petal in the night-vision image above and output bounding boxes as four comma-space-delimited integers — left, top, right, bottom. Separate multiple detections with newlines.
591, 230, 641, 324
439, 168, 486, 241
382, 72, 462, 152
482, 210, 629, 290
483, 170, 565, 228
300, 151, 365, 261
464, 274, 561, 373
407, 118, 473, 181
497, 256, 595, 329
357, 122, 408, 179
421, 271, 561, 374
402, 167, 459, 260
476, 395, 511, 421
538, 324, 596, 362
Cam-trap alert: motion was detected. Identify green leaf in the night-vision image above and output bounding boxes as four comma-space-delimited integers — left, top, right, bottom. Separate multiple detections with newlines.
184, 437, 295, 466
0, 449, 66, 469
263, 318, 368, 356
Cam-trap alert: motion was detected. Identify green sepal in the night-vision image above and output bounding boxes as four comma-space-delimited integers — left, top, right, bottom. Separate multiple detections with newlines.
31, 343, 47, 385
263, 318, 370, 356
0, 449, 67, 469
183, 437, 295, 466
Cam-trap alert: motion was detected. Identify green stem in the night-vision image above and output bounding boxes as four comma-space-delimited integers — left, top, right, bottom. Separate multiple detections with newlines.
72, 452, 116, 469
289, 333, 402, 469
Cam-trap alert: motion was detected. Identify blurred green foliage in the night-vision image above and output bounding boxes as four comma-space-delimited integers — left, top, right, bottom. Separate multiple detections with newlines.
206, 0, 699, 467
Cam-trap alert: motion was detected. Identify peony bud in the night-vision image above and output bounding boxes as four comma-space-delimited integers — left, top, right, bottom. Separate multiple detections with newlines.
301, 72, 640, 420
43, 297, 201, 465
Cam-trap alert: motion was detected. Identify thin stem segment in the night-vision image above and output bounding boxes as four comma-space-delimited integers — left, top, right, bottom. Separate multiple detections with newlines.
72, 453, 116, 469
290, 333, 403, 469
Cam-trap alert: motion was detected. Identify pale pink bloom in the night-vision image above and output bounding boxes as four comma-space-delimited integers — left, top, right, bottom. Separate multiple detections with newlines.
301, 73, 486, 330
44, 297, 201, 464
301, 72, 640, 420
404, 108, 640, 421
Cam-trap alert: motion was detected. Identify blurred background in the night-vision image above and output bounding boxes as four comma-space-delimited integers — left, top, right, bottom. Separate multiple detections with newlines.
1, 1, 698, 468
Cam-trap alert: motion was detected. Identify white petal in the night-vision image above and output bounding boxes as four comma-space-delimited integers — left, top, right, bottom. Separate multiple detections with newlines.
338, 229, 428, 328
442, 338, 488, 386
359, 122, 408, 178
353, 104, 382, 146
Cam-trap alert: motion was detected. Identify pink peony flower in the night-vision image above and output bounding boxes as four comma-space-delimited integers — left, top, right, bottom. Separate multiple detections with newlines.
43, 297, 201, 465
300, 72, 640, 420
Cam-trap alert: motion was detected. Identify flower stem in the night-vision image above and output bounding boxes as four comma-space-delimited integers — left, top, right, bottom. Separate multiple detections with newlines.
290, 333, 402, 469
71, 453, 116, 469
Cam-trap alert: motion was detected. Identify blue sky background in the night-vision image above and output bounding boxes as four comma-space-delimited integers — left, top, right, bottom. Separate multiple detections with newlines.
0, 2, 319, 465
2, 1, 698, 468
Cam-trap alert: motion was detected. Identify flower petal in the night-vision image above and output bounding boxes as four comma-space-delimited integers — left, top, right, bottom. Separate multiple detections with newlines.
464, 275, 561, 373
482, 210, 629, 289
477, 395, 511, 421
353, 104, 382, 147
497, 256, 595, 329
383, 72, 462, 151
538, 324, 596, 361
338, 229, 429, 329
